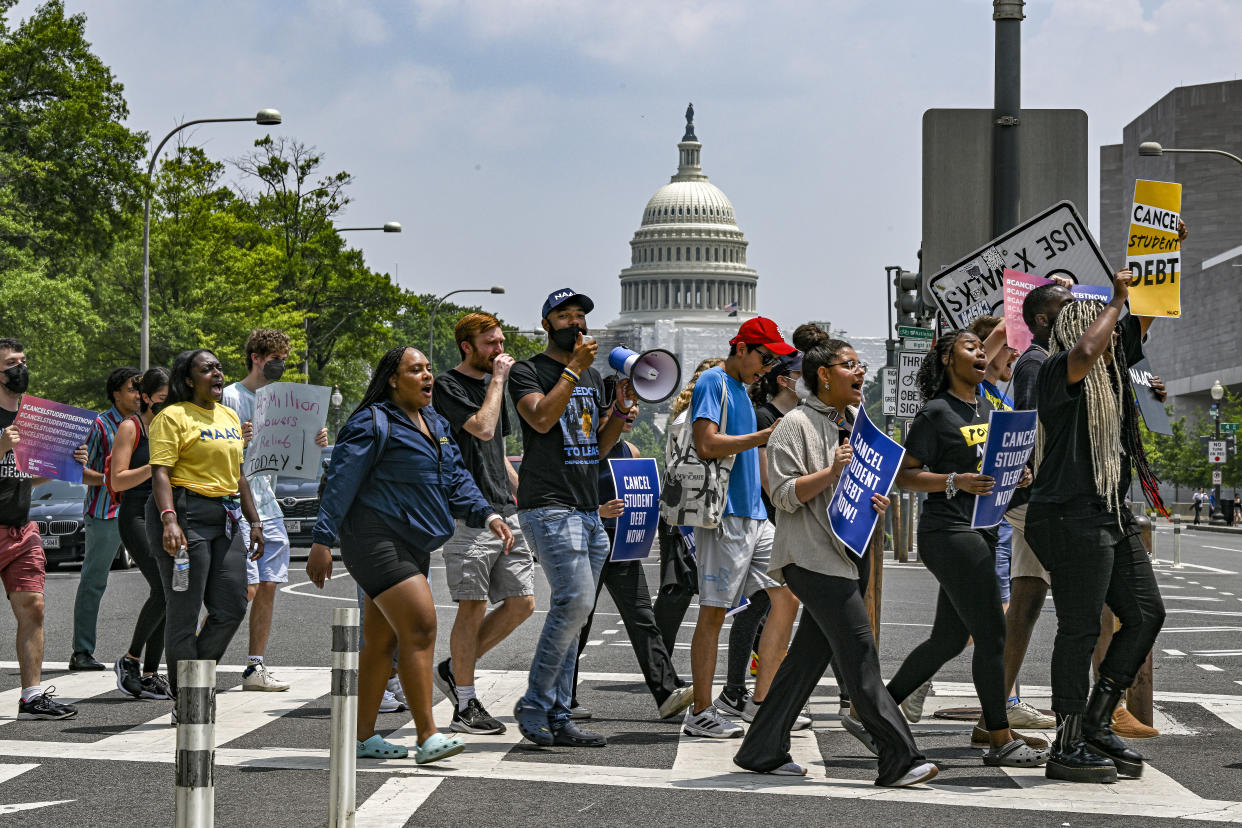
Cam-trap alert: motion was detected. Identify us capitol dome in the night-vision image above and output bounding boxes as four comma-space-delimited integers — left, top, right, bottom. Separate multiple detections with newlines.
600, 104, 761, 384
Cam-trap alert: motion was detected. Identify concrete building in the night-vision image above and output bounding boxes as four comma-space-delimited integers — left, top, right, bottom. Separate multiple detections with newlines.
1100, 79, 1242, 416
597, 105, 761, 383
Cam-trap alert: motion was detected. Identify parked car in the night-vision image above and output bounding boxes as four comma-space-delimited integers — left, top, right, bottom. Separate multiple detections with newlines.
32, 478, 133, 570
273, 445, 334, 549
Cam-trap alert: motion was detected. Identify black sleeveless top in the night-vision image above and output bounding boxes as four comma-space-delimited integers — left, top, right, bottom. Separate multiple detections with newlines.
124, 416, 153, 502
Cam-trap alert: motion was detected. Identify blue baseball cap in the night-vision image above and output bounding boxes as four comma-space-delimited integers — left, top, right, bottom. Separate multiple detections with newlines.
542, 288, 595, 319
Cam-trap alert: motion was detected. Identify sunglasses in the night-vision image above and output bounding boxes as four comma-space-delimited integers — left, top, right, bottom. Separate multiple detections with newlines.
827, 360, 868, 373
752, 347, 781, 368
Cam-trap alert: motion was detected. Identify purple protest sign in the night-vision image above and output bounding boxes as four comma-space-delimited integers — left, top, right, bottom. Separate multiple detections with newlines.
12, 395, 97, 482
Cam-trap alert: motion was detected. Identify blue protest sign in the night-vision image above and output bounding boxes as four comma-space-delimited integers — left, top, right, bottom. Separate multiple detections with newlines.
1070, 284, 1112, 302
971, 409, 1038, 528
828, 408, 904, 558
609, 457, 661, 561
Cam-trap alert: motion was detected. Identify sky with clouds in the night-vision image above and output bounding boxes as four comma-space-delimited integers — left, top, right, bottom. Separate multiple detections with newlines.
15, 0, 1240, 338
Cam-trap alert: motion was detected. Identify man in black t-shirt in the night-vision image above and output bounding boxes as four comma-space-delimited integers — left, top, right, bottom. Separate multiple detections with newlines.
0, 338, 78, 721
431, 312, 536, 736
507, 288, 634, 748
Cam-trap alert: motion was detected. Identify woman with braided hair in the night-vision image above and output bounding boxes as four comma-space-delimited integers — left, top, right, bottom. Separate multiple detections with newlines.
874, 330, 1046, 769
1024, 268, 1167, 784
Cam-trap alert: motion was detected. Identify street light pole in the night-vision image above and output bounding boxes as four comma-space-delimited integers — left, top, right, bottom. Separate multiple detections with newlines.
337, 222, 402, 233
140, 109, 282, 371
1211, 379, 1225, 524
428, 287, 505, 367
1138, 142, 1242, 170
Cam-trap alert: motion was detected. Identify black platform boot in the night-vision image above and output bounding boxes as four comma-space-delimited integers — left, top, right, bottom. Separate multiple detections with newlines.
1082, 677, 1145, 777
1045, 713, 1118, 783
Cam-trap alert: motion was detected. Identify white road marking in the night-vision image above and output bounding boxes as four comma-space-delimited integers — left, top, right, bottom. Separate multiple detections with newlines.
1203, 546, 1242, 554
1198, 664, 1225, 672
1164, 596, 1222, 602
1164, 649, 1187, 656
603, 629, 619, 635
1167, 609, 1242, 618
0, 800, 75, 815
0, 763, 36, 784
1194, 650, 1242, 657
354, 776, 443, 825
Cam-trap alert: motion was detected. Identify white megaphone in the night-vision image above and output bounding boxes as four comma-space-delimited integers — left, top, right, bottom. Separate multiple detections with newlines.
609, 346, 682, 404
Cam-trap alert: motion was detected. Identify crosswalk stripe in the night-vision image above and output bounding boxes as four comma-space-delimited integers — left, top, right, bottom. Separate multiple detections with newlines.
354, 776, 442, 825
94, 667, 330, 755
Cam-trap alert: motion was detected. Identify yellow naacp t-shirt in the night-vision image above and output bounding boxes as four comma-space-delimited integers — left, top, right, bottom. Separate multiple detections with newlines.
148, 402, 244, 498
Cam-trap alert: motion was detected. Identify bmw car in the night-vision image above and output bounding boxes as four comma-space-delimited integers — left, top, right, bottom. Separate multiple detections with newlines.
32, 478, 133, 570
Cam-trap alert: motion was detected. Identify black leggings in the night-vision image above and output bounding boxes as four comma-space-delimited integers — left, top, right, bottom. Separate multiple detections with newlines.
724, 588, 770, 693
735, 565, 924, 785
887, 526, 1010, 731
118, 493, 165, 675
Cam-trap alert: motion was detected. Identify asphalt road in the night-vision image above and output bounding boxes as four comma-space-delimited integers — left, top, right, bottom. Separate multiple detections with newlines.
2, 522, 1241, 826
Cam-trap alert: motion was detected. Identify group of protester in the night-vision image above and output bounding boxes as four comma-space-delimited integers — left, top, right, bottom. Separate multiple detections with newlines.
0, 264, 1171, 785
2, 331, 323, 724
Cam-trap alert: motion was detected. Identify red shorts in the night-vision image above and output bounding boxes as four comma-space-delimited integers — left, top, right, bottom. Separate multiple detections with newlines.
0, 522, 46, 596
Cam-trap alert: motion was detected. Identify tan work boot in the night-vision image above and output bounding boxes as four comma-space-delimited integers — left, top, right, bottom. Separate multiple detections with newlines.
1111, 704, 1159, 739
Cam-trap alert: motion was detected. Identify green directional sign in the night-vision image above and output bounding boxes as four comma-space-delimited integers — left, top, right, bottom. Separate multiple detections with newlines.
1221, 422, 1239, 434
897, 325, 933, 340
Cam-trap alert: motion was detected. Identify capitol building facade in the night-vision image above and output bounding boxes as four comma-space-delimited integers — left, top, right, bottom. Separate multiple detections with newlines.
596, 106, 760, 383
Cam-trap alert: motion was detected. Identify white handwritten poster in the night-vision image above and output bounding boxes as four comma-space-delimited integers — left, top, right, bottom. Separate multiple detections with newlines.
244, 383, 331, 480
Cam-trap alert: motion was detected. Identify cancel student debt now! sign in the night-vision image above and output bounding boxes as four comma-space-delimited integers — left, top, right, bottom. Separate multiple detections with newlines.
1127, 179, 1182, 318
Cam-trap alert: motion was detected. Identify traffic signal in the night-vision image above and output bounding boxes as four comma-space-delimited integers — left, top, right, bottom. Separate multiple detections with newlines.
893, 269, 921, 327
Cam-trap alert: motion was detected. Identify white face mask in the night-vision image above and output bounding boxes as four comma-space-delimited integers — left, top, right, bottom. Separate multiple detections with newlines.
793, 377, 812, 400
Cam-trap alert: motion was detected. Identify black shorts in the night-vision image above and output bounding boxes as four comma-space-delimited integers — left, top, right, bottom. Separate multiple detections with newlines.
340, 507, 430, 599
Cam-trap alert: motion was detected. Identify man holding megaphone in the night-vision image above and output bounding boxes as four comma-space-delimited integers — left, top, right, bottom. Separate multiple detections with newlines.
508, 289, 636, 748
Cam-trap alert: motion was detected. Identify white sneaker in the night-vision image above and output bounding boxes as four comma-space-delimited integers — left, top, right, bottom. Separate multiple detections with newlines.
886, 761, 939, 787
387, 675, 407, 706
740, 697, 811, 730
242, 663, 290, 692
683, 705, 743, 738
379, 689, 406, 713
900, 680, 932, 723
658, 685, 696, 719
1006, 700, 1055, 729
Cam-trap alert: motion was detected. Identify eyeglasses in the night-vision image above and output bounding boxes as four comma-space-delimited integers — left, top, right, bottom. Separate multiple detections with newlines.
827, 360, 868, 373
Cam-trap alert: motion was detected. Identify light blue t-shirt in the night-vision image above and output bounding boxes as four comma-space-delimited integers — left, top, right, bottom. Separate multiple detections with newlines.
222, 381, 282, 522
690, 366, 766, 521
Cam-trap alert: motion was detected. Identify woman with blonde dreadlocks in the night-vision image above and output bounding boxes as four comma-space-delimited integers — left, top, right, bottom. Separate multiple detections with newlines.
1025, 268, 1167, 784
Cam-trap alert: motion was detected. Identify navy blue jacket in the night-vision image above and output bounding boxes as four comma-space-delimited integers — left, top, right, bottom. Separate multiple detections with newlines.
312, 401, 492, 550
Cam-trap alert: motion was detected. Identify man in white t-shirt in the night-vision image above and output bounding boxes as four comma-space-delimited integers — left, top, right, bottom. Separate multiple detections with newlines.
223, 329, 328, 691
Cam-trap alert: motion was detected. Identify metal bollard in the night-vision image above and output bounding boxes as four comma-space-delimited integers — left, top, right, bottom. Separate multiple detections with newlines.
329, 607, 360, 828
1173, 514, 1183, 569
175, 660, 216, 828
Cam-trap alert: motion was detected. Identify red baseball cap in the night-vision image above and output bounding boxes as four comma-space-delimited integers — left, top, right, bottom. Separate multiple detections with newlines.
730, 317, 796, 355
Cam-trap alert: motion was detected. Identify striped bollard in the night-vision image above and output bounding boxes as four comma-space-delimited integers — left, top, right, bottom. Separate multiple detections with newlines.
175, 660, 216, 828
329, 607, 360, 828
1173, 513, 1183, 569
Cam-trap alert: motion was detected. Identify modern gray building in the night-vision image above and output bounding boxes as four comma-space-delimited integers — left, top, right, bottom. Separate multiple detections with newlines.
1100, 79, 1242, 416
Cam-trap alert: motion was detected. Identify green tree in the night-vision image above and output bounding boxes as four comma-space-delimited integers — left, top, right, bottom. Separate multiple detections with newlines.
0, 0, 145, 266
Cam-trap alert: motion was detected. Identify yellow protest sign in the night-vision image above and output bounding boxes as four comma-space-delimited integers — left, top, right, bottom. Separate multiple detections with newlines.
1126, 179, 1182, 318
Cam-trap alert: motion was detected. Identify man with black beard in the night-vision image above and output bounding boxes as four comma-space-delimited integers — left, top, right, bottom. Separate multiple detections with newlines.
431, 312, 535, 735
0, 338, 79, 719
507, 289, 635, 747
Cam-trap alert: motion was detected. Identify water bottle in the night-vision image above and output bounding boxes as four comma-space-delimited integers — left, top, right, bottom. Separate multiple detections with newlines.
172, 545, 190, 592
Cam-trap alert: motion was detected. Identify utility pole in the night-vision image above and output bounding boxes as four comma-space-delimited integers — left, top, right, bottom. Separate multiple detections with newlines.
992, 0, 1024, 237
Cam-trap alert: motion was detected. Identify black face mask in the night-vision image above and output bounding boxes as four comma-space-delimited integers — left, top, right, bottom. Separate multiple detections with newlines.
548, 324, 582, 352
3, 364, 29, 394
262, 359, 286, 382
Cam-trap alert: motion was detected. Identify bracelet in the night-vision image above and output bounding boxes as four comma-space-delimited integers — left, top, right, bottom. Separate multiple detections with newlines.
612, 405, 633, 420
945, 472, 958, 499
561, 367, 580, 385
160, 508, 177, 518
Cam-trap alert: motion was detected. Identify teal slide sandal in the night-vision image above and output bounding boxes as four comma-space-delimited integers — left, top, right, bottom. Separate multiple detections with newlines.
415, 733, 465, 765
357, 734, 408, 759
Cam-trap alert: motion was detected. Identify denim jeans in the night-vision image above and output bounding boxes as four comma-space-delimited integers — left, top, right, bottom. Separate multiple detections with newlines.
518, 506, 609, 726
73, 514, 122, 655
